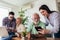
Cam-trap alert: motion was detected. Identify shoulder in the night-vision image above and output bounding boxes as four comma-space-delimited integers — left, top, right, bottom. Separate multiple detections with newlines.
30, 22, 34, 27
38, 21, 45, 28
39, 21, 45, 26
19, 24, 26, 29
13, 18, 16, 21
39, 21, 45, 24
3, 17, 8, 20
50, 12, 60, 17
51, 11, 60, 15
19, 24, 25, 27
3, 17, 8, 21
28, 22, 33, 26
27, 22, 33, 28
14, 18, 16, 20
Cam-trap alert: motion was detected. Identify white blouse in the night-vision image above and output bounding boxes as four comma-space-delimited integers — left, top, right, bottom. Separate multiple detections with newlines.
45, 12, 60, 34
16, 24, 26, 33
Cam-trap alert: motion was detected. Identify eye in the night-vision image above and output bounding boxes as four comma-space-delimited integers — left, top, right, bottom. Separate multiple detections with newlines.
41, 11, 45, 13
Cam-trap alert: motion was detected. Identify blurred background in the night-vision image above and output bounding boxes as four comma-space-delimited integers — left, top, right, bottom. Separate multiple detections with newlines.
0, 0, 60, 26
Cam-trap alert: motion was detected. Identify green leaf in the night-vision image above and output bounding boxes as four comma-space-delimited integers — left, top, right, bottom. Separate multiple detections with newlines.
22, 17, 28, 25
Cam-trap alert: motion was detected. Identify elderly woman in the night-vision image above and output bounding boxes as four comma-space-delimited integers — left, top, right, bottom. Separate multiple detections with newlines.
16, 17, 26, 37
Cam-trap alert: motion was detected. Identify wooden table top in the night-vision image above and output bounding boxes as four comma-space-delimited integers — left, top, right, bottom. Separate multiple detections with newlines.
12, 37, 46, 40
12, 37, 21, 40
12, 37, 60, 40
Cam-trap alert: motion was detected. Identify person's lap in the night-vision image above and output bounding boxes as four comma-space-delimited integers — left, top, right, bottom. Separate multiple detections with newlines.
2, 36, 12, 40
1, 32, 15, 40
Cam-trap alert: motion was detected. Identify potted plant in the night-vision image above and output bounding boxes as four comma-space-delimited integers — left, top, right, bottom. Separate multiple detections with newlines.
18, 8, 28, 40
20, 29, 28, 40
18, 8, 28, 25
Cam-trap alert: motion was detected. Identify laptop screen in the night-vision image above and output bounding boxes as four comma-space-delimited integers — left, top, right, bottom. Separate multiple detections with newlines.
0, 27, 9, 37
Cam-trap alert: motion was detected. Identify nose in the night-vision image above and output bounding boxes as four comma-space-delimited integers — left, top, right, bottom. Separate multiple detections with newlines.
41, 13, 45, 15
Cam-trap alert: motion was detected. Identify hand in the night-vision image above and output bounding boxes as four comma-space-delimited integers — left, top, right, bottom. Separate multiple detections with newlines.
6, 27, 16, 32
38, 29, 45, 34
6, 27, 13, 30
26, 33, 31, 40
12, 29, 17, 32
38, 29, 50, 34
16, 33, 21, 37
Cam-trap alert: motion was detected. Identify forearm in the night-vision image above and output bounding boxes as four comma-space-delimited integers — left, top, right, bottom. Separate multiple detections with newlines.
26, 32, 31, 40
46, 24, 59, 34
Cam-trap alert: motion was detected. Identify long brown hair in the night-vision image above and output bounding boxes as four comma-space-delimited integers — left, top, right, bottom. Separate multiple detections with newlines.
39, 4, 56, 14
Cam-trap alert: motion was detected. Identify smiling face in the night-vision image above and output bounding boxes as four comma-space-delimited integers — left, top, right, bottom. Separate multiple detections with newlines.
8, 15, 14, 21
40, 9, 48, 17
16, 17, 22, 25
32, 13, 40, 23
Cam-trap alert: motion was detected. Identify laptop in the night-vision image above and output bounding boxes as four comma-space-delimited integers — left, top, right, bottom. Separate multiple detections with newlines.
0, 27, 9, 37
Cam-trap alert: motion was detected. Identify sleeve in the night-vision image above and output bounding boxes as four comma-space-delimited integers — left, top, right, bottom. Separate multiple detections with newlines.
41, 22, 46, 29
2, 18, 7, 26
39, 21, 46, 29
46, 13, 60, 34
27, 23, 32, 33
20, 24, 26, 32
12, 19, 16, 29
12, 21, 16, 29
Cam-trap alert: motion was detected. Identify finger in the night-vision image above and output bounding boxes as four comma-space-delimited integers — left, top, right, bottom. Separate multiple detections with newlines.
38, 29, 42, 31
38, 31, 42, 33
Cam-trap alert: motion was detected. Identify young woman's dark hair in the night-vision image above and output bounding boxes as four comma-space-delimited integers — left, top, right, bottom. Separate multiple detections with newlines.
9, 11, 15, 15
39, 5, 55, 14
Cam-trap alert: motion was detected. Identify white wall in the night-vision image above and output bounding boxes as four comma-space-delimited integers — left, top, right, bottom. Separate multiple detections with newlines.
57, 0, 60, 2
0, 0, 58, 22
33, 0, 58, 11
25, 0, 58, 23
0, 1, 19, 18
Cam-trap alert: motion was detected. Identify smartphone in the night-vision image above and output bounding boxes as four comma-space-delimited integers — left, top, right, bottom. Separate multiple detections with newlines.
35, 26, 42, 31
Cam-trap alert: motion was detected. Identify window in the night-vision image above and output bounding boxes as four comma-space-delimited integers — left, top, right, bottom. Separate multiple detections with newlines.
0, 7, 10, 26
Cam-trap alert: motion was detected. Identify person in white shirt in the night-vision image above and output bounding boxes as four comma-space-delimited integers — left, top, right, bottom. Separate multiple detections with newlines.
39, 4, 60, 38
16, 17, 26, 37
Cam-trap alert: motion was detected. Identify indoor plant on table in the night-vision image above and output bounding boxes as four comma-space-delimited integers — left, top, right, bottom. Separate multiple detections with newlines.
18, 8, 28, 40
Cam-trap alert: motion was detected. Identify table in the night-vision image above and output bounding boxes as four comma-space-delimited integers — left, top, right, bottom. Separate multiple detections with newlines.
47, 38, 60, 40
12, 37, 60, 40
12, 37, 46, 40
12, 37, 21, 40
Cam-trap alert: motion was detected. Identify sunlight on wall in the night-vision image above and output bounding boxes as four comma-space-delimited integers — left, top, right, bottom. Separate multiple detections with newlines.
25, 0, 58, 24
0, 7, 9, 26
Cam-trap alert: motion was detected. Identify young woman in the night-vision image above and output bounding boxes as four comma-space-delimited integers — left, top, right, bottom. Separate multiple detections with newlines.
39, 5, 60, 38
